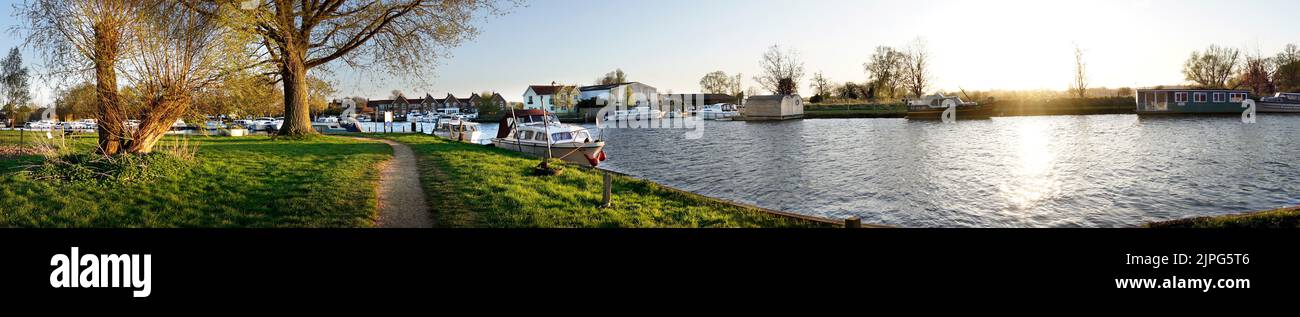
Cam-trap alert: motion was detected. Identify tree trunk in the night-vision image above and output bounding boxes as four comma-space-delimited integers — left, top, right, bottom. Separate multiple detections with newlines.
123, 96, 186, 154
278, 51, 315, 136
93, 55, 125, 156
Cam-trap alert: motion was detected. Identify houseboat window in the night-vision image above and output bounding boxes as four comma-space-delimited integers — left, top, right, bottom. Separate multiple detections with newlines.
551, 132, 573, 142
1174, 92, 1188, 103
1229, 93, 1246, 102
519, 130, 533, 140
1193, 92, 1207, 103
1213, 93, 1225, 103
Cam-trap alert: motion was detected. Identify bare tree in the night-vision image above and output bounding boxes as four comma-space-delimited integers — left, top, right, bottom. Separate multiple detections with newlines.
1070, 43, 1088, 98
1274, 44, 1300, 92
1183, 45, 1241, 89
597, 68, 627, 85
754, 45, 804, 95
699, 71, 733, 94
20, 0, 151, 155
863, 46, 904, 100
902, 38, 932, 98
809, 71, 831, 98
1238, 50, 1276, 96
187, 0, 516, 136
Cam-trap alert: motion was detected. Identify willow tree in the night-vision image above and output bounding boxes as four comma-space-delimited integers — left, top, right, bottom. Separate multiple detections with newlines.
119, 1, 233, 153
21, 0, 150, 155
190, 0, 514, 136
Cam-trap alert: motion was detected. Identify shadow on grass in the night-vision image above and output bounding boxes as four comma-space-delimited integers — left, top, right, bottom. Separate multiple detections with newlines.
0, 135, 392, 227
365, 133, 833, 228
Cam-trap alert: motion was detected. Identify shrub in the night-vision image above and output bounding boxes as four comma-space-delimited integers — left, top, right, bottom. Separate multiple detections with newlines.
27, 152, 194, 184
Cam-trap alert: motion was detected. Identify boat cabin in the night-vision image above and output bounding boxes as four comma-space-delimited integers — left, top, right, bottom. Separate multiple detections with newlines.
905, 94, 977, 111
1135, 88, 1249, 114
1261, 92, 1300, 103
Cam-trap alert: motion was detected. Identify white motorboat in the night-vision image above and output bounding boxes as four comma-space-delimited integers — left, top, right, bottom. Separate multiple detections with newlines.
432, 119, 481, 142
74, 119, 97, 130
316, 116, 340, 123
692, 103, 740, 120
491, 109, 607, 167
24, 120, 58, 130
1258, 92, 1300, 113
247, 117, 283, 131
603, 106, 665, 122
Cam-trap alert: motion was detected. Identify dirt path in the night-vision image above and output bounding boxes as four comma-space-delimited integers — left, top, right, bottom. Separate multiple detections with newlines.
362, 138, 433, 228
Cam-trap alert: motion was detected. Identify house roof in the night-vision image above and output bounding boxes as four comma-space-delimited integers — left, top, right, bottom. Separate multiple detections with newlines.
1136, 86, 1249, 92
528, 85, 577, 95
369, 98, 430, 106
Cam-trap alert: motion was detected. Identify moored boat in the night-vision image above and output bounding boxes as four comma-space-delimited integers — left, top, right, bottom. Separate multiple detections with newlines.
692, 103, 740, 120
491, 109, 607, 167
1257, 92, 1300, 113
905, 93, 993, 119
1135, 88, 1251, 114
432, 118, 481, 142
603, 106, 665, 122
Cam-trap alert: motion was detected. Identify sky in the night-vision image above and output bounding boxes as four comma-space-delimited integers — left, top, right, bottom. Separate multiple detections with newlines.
2, 0, 1298, 104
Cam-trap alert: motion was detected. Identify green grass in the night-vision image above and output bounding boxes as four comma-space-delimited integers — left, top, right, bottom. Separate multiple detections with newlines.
0, 134, 391, 227
363, 133, 834, 228
1146, 207, 1300, 228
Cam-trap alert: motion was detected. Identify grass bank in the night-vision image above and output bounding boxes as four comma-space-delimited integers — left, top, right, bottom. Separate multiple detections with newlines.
0, 133, 391, 227
994, 97, 1135, 116
1146, 207, 1300, 228
363, 133, 834, 228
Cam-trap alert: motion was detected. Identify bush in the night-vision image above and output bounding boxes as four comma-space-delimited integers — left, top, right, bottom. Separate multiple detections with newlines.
28, 152, 194, 184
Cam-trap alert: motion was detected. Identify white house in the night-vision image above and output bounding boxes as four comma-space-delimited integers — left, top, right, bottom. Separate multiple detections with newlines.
523, 85, 580, 113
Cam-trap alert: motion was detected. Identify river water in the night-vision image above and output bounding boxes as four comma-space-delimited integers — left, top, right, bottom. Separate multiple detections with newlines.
588, 115, 1300, 228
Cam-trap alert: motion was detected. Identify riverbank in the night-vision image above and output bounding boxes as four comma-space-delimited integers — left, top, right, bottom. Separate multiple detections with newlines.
359, 133, 838, 228
0, 132, 391, 227
993, 97, 1134, 116
800, 97, 1135, 119
803, 103, 907, 119
1146, 207, 1300, 228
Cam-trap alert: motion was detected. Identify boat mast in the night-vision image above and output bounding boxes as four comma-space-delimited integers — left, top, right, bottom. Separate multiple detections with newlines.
508, 104, 522, 152
543, 110, 554, 163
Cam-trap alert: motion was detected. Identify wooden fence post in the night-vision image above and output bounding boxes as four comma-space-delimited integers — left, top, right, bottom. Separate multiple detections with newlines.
601, 170, 612, 208
845, 216, 862, 228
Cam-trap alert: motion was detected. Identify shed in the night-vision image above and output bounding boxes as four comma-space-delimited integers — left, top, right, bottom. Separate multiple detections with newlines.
741, 94, 804, 120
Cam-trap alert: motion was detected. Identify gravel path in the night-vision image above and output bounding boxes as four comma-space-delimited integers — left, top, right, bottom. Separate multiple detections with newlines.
365, 138, 433, 228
